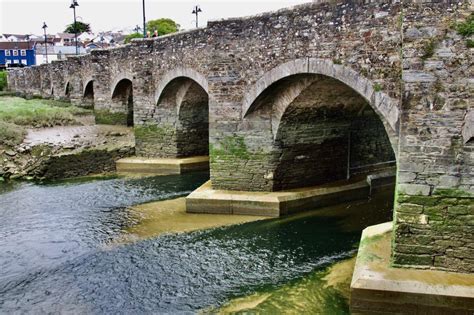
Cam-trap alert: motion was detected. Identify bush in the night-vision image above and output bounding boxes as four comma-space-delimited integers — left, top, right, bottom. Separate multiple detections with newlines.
457, 14, 474, 37
124, 33, 143, 44
0, 120, 26, 146
0, 71, 7, 91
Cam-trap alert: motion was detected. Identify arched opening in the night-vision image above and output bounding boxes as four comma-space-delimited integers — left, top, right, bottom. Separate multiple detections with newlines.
111, 78, 133, 127
156, 77, 209, 157
83, 80, 94, 108
65, 82, 72, 98
245, 73, 396, 191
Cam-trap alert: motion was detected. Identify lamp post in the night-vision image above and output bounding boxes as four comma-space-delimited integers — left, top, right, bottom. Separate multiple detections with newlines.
42, 22, 48, 64
69, 0, 79, 55
142, 0, 146, 38
192, 5, 202, 28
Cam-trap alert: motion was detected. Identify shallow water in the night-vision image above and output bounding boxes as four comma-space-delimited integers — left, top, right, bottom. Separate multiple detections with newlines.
0, 173, 393, 314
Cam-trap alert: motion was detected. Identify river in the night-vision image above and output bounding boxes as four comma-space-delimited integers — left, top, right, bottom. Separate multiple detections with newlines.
0, 172, 393, 314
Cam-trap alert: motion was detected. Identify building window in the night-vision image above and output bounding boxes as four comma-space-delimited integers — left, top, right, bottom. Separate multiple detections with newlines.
13, 59, 19, 64
5, 50, 10, 56
5, 60, 11, 65
13, 50, 18, 56
20, 49, 26, 56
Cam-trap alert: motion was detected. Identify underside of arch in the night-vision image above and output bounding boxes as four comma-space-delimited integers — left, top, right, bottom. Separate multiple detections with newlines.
111, 78, 133, 126
241, 62, 397, 191
153, 76, 209, 158
243, 58, 399, 154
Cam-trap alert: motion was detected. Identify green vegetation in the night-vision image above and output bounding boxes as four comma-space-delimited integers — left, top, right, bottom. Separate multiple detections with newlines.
0, 71, 7, 91
0, 120, 26, 146
456, 13, 474, 37
210, 136, 250, 162
134, 124, 170, 139
94, 110, 128, 125
421, 38, 437, 60
64, 21, 91, 34
432, 188, 473, 198
146, 18, 180, 36
455, 14, 474, 48
0, 96, 91, 146
373, 83, 383, 92
0, 97, 89, 127
124, 33, 143, 44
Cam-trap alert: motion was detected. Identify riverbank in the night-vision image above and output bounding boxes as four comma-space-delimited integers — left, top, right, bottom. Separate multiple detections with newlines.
0, 96, 134, 181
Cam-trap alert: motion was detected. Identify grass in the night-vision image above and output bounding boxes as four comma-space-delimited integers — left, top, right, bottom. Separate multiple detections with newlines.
0, 96, 92, 147
0, 96, 90, 127
0, 71, 6, 91
457, 13, 474, 37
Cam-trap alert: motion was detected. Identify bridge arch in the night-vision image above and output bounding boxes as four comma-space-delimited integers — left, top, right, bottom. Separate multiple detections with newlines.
64, 81, 72, 98
243, 59, 398, 191
154, 67, 208, 106
83, 79, 94, 107
243, 58, 399, 153
153, 69, 209, 157
111, 77, 134, 127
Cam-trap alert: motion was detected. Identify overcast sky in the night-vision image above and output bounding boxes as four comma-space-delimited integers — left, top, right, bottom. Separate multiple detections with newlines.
0, 0, 310, 35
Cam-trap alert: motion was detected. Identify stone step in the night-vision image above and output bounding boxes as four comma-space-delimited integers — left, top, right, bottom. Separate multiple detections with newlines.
186, 178, 373, 217
351, 222, 474, 314
116, 156, 209, 175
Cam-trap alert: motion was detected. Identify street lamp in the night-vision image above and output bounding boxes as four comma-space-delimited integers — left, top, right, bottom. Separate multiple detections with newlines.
192, 5, 202, 28
142, 0, 146, 38
69, 0, 79, 55
42, 22, 48, 64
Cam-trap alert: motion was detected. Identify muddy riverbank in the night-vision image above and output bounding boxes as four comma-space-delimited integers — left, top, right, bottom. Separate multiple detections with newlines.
0, 123, 134, 181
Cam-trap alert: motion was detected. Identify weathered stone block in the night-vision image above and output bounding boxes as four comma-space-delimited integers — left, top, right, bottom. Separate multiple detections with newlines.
398, 183, 431, 196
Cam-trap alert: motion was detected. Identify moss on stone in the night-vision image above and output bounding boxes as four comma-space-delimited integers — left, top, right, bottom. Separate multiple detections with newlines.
94, 110, 128, 125
421, 38, 437, 60
134, 124, 170, 140
358, 234, 384, 263
373, 83, 383, 92
396, 194, 440, 206
392, 253, 433, 267
30, 144, 53, 158
210, 135, 252, 163
433, 188, 473, 198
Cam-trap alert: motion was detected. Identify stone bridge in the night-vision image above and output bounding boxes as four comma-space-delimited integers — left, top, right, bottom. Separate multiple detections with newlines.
7, 0, 474, 311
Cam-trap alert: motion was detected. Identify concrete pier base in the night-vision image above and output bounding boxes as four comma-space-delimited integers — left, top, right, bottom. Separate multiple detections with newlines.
116, 156, 209, 175
350, 222, 474, 314
186, 171, 394, 217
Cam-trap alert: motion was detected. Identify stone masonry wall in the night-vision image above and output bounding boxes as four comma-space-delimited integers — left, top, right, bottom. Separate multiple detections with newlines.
393, 1, 473, 273
206, 1, 401, 191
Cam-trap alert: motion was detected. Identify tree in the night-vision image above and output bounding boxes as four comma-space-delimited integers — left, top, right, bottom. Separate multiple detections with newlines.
64, 21, 91, 34
124, 33, 143, 44
146, 18, 179, 36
